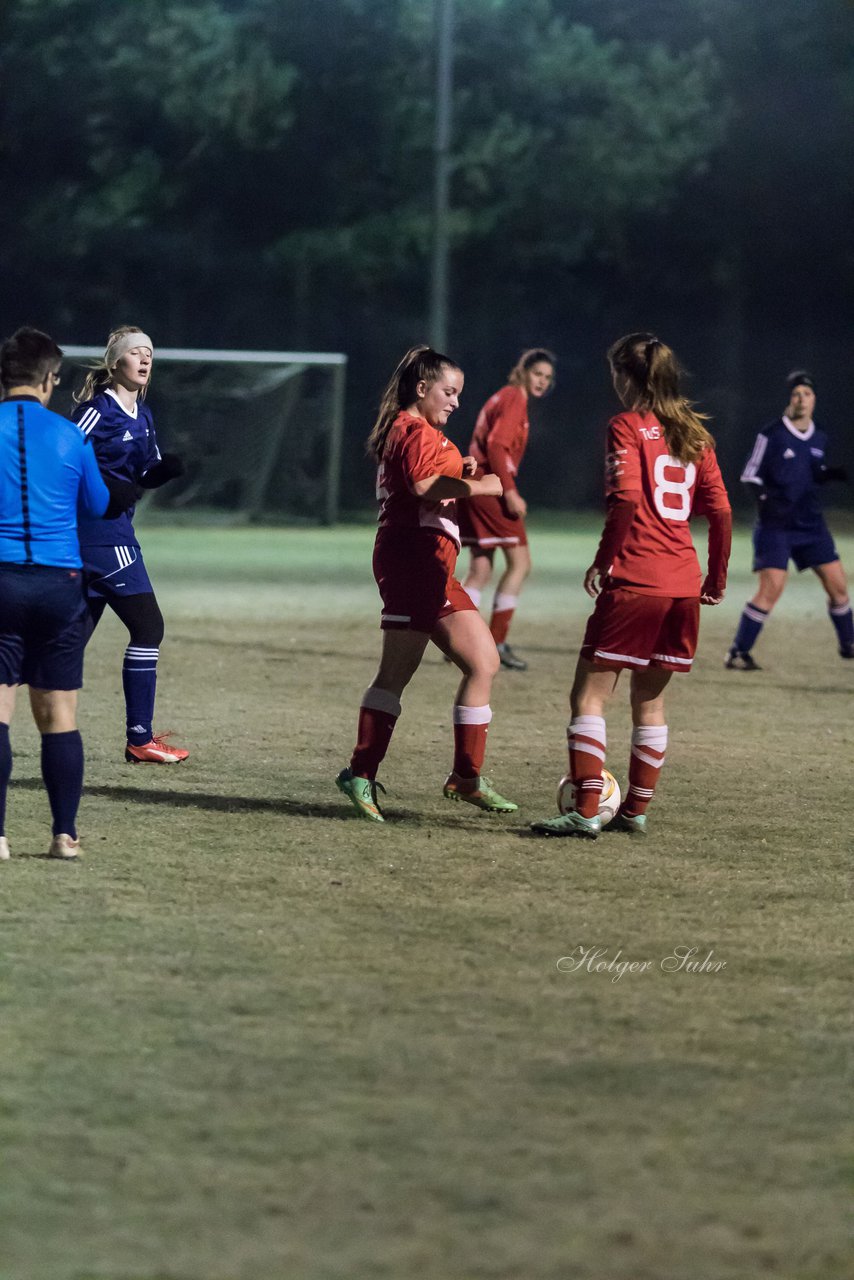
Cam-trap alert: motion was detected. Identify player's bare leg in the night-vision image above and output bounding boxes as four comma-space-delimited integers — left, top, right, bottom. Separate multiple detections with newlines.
434, 608, 499, 704
813, 559, 854, 657
371, 628, 433, 698
433, 609, 517, 812
461, 547, 494, 607
628, 667, 671, 727
751, 567, 788, 612
0, 685, 17, 860
569, 658, 620, 718
445, 547, 493, 665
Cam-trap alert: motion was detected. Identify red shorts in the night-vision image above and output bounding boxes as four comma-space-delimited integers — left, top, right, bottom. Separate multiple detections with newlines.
458, 494, 528, 552
373, 527, 478, 632
580, 588, 699, 672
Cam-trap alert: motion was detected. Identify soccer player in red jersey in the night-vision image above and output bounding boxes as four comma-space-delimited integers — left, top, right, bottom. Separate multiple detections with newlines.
531, 333, 732, 838
458, 349, 556, 671
336, 346, 519, 822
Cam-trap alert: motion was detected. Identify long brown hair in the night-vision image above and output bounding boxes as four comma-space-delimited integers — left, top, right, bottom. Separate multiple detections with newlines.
508, 347, 556, 389
607, 333, 714, 465
74, 325, 152, 404
366, 344, 462, 460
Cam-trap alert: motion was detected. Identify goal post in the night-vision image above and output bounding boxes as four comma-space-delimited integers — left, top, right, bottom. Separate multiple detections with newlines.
61, 347, 348, 525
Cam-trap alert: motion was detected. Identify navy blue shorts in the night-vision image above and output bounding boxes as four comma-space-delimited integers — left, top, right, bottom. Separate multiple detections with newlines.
752, 523, 839, 572
0, 563, 88, 689
81, 545, 154, 598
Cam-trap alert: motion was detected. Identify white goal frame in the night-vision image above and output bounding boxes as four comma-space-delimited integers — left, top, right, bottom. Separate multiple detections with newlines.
62, 347, 348, 525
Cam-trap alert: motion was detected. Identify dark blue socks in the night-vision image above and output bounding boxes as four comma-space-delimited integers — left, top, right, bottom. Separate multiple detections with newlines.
41, 730, 84, 838
829, 601, 854, 650
731, 602, 769, 655
123, 644, 159, 745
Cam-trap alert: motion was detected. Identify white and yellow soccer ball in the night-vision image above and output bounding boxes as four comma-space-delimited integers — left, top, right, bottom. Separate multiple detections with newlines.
556, 768, 621, 827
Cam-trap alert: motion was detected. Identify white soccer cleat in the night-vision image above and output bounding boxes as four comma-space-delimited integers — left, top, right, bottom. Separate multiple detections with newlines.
0, 836, 10, 861
48, 833, 80, 860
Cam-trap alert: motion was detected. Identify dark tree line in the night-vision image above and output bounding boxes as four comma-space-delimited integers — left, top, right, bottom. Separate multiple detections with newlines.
1, 0, 852, 509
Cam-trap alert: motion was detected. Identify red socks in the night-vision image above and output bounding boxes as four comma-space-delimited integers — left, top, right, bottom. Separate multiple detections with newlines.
488, 592, 519, 646
452, 704, 492, 779
567, 715, 606, 818
350, 687, 402, 779
625, 725, 668, 816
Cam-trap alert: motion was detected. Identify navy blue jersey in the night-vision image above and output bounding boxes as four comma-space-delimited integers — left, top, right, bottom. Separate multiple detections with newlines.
741, 416, 831, 530
0, 396, 110, 568
74, 390, 161, 548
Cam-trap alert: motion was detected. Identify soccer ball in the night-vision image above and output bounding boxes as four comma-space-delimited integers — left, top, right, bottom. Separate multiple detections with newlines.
556, 768, 621, 827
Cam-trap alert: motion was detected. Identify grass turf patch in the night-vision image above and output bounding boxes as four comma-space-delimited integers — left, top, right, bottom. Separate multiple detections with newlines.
0, 521, 851, 1280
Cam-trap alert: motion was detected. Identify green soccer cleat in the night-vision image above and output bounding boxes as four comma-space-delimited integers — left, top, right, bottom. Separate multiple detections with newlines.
530, 810, 601, 838
608, 810, 648, 836
443, 773, 519, 813
336, 768, 386, 822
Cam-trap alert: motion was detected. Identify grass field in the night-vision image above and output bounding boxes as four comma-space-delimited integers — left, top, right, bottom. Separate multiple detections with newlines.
1, 519, 852, 1280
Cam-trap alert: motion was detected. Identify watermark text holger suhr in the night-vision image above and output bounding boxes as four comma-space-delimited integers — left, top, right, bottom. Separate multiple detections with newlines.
557, 945, 727, 983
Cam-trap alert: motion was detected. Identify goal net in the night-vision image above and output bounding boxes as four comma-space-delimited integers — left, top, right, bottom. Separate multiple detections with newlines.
59, 347, 347, 524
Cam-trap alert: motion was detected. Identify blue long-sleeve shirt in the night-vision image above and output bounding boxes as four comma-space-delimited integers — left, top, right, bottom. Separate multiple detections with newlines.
0, 396, 110, 568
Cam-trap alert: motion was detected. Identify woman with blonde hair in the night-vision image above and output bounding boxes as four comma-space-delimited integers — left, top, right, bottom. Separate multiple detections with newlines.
531, 333, 732, 838
458, 347, 556, 670
336, 344, 518, 822
73, 326, 188, 763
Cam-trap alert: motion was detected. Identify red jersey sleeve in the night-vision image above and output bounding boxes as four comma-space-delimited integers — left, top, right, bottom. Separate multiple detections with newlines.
398, 418, 462, 489
484, 386, 527, 493
593, 415, 643, 571
692, 448, 732, 597
604, 414, 643, 498
691, 448, 731, 516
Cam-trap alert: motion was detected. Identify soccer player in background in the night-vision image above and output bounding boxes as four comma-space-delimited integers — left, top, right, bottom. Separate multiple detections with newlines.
725, 370, 853, 669
73, 327, 189, 763
336, 345, 519, 823
458, 348, 556, 671
531, 333, 731, 838
0, 327, 135, 858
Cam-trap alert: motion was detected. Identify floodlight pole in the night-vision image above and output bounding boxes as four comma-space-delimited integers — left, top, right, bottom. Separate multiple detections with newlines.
429, 0, 454, 351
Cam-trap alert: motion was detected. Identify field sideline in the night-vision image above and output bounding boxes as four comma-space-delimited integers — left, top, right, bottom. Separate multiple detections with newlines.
1, 520, 851, 1280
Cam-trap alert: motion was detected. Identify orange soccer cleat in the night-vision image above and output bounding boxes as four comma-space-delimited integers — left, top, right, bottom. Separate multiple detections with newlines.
125, 732, 190, 764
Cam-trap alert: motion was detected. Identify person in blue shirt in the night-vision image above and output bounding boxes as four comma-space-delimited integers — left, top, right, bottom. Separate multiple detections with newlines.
0, 327, 135, 859
73, 326, 189, 763
726, 371, 853, 669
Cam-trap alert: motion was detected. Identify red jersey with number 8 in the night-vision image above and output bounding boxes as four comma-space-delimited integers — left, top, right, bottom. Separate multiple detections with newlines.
605, 411, 730, 596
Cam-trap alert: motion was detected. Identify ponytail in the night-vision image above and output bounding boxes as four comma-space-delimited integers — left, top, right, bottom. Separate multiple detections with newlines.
367, 344, 462, 460
607, 332, 714, 465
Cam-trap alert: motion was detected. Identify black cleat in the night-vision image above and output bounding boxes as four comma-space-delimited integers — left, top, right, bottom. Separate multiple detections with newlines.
497, 642, 528, 671
840, 643, 854, 659
724, 649, 761, 671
